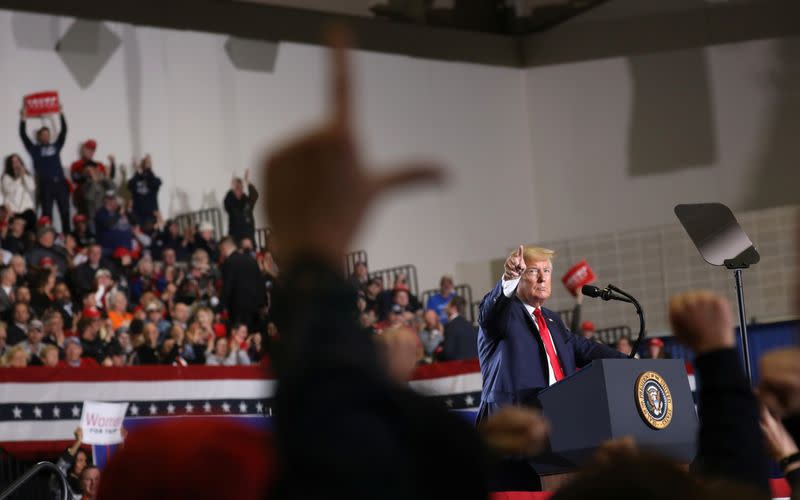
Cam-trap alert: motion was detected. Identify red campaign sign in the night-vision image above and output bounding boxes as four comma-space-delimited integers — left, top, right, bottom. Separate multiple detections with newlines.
561, 260, 596, 296
23, 91, 60, 117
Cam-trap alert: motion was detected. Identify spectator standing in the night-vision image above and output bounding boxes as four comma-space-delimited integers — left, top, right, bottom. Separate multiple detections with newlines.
418, 309, 443, 360
69, 244, 116, 301
95, 191, 136, 254
78, 163, 116, 219
19, 103, 71, 233
69, 139, 115, 192
426, 275, 456, 324
219, 238, 266, 333
1, 154, 36, 230
615, 335, 633, 356
224, 169, 258, 244
127, 155, 162, 225
439, 296, 478, 361
152, 220, 190, 262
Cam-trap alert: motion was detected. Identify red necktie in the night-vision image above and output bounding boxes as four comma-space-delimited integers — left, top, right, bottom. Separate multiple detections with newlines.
533, 308, 565, 382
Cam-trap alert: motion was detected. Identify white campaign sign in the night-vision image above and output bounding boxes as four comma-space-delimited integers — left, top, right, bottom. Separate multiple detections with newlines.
79, 401, 129, 445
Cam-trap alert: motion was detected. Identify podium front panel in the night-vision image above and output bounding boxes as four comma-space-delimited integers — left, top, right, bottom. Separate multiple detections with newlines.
531, 359, 698, 475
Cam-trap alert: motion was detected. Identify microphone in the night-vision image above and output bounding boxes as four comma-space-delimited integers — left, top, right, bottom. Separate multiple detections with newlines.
581, 285, 632, 303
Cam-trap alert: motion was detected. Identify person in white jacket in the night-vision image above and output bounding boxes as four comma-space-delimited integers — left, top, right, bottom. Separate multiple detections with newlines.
2, 153, 37, 230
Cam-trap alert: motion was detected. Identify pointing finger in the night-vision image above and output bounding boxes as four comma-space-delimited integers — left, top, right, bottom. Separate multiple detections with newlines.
326, 27, 353, 129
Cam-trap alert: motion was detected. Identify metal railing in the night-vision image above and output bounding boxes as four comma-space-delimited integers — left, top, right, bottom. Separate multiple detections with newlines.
173, 208, 224, 241
0, 461, 68, 500
369, 265, 419, 296
345, 250, 368, 277
595, 325, 633, 346
421, 284, 475, 323
255, 227, 271, 251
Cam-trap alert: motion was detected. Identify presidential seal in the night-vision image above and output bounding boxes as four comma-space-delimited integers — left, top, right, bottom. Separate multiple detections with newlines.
635, 371, 673, 429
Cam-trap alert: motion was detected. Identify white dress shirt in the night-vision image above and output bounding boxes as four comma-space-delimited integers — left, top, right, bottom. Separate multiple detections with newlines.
502, 276, 559, 386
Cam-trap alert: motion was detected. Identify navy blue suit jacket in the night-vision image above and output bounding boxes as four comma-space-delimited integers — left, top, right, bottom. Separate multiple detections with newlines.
477, 280, 626, 423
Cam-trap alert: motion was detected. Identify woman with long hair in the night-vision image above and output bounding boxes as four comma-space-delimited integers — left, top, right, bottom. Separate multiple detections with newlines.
2, 154, 36, 230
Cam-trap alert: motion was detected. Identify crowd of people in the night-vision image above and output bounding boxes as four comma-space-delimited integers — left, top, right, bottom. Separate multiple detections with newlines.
3, 31, 799, 500
0, 104, 278, 369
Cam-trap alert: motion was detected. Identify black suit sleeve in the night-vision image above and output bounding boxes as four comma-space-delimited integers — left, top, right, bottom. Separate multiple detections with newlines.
691, 348, 769, 493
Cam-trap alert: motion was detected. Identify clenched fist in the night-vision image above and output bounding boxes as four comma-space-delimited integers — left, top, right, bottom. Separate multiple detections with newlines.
668, 291, 735, 354
758, 348, 800, 419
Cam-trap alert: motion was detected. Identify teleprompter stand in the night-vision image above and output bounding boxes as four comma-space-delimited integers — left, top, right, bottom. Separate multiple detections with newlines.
674, 203, 760, 382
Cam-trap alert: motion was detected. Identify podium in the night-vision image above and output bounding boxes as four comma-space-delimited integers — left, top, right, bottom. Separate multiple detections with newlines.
530, 359, 698, 486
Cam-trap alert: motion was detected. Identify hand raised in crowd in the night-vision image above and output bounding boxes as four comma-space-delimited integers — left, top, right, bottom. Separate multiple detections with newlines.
503, 245, 526, 281
478, 406, 550, 457
758, 348, 800, 418
668, 291, 735, 354
264, 29, 443, 267
759, 405, 799, 471
108, 154, 115, 165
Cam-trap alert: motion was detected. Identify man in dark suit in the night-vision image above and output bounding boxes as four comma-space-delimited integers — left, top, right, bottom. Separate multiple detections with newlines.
478, 245, 627, 423
478, 245, 627, 490
439, 295, 478, 361
219, 238, 266, 333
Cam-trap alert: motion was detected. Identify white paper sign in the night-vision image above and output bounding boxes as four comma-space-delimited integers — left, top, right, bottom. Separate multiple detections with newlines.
79, 401, 129, 445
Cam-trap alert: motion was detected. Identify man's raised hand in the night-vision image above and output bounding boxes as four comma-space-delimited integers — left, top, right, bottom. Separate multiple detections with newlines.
264, 28, 443, 267
503, 245, 526, 281
668, 291, 735, 354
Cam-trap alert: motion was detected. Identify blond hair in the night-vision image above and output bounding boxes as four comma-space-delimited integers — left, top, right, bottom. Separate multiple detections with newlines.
509, 246, 555, 265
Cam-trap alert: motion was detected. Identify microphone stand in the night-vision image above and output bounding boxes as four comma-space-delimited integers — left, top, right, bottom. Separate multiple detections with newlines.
607, 284, 645, 360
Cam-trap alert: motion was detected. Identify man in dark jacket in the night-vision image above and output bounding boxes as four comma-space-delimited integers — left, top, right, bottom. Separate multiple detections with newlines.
25, 226, 69, 278
223, 169, 259, 244
439, 295, 478, 361
219, 238, 265, 333
127, 155, 162, 225
95, 191, 136, 255
19, 105, 71, 233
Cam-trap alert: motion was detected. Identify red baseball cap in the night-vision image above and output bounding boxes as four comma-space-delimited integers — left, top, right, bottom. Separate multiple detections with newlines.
37, 215, 51, 227
648, 338, 665, 348
112, 247, 131, 260
82, 307, 101, 319
580, 321, 595, 332
73, 214, 87, 223
83, 139, 97, 150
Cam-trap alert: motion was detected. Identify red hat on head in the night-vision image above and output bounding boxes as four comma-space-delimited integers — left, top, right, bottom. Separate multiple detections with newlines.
648, 338, 665, 348
83, 139, 97, 150
213, 323, 227, 338
82, 307, 101, 319
112, 247, 131, 260
37, 216, 51, 227
580, 321, 595, 332
73, 214, 87, 223
38, 257, 54, 267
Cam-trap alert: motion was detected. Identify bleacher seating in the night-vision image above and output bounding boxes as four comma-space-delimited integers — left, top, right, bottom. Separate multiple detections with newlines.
173, 208, 224, 241
421, 284, 475, 323
369, 264, 419, 296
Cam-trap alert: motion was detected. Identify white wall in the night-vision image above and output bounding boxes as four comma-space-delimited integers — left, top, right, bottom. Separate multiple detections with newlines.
524, 36, 800, 242
0, 9, 536, 292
